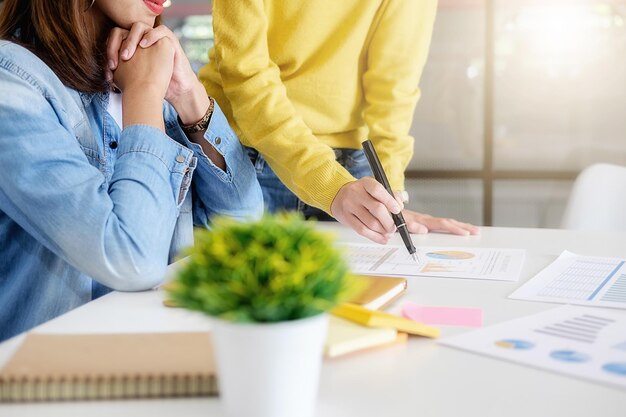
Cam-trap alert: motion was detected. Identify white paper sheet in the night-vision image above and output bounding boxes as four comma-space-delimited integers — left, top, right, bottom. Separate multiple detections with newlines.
510, 251, 626, 309
338, 243, 525, 281
441, 305, 626, 390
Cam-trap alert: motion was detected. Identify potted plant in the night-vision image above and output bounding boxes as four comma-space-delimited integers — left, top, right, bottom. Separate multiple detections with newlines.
167, 213, 354, 417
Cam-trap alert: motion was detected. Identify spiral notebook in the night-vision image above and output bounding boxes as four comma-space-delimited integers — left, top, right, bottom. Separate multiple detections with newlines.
0, 332, 217, 402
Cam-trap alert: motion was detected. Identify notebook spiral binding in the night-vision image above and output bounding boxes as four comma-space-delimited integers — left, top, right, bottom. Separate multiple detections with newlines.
0, 373, 218, 402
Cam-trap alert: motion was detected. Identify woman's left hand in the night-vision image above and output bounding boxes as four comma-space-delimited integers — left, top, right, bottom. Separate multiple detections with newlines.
402, 210, 480, 236
106, 23, 200, 107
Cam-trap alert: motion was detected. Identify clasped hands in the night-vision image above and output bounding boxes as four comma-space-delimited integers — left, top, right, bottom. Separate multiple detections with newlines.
105, 22, 210, 128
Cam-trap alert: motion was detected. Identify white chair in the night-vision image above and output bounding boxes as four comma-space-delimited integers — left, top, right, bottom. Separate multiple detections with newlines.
561, 163, 626, 232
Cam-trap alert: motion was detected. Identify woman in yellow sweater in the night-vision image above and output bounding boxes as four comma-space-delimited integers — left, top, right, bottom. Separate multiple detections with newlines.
200, 0, 479, 243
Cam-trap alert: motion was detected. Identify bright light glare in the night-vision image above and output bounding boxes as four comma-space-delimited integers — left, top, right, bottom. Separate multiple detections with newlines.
504, 5, 622, 77
466, 65, 479, 80
517, 7, 594, 57
164, 0, 172, 7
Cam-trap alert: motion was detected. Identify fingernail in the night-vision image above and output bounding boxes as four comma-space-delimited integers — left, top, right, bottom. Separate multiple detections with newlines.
108, 59, 115, 69
140, 39, 148, 47
122, 49, 129, 60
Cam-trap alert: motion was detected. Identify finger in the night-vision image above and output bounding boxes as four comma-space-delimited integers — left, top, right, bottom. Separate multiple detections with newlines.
139, 25, 175, 49
353, 205, 391, 235
444, 219, 480, 235
393, 191, 405, 211
361, 199, 396, 233
362, 178, 402, 214
106, 27, 129, 70
423, 217, 476, 236
406, 220, 429, 234
346, 213, 390, 245
119, 22, 153, 61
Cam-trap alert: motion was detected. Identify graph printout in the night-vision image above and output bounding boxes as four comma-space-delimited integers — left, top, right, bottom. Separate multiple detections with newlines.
441, 305, 626, 390
338, 244, 525, 281
510, 251, 626, 309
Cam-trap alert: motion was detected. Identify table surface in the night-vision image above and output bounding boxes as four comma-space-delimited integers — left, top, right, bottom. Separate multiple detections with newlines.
2, 224, 626, 417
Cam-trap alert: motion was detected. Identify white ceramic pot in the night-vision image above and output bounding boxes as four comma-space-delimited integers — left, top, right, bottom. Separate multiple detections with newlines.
211, 313, 328, 417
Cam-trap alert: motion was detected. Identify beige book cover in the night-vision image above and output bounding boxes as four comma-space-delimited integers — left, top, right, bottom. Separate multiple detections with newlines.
0, 332, 217, 402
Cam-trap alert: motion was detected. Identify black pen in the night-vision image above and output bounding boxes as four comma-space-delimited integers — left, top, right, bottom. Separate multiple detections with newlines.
361, 140, 420, 264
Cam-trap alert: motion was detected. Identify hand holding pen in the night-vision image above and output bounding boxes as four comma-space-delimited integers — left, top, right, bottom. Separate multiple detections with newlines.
361, 140, 420, 263
330, 142, 480, 248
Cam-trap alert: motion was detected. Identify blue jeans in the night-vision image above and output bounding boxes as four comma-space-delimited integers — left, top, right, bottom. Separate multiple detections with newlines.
246, 147, 373, 221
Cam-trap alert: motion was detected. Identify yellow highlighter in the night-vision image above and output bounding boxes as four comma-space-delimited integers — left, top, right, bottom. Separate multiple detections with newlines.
331, 303, 440, 339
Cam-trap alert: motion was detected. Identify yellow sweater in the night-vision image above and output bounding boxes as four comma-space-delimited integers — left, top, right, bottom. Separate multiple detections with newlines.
200, 0, 437, 213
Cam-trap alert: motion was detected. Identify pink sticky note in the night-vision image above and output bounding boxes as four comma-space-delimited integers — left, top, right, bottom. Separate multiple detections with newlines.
401, 302, 483, 327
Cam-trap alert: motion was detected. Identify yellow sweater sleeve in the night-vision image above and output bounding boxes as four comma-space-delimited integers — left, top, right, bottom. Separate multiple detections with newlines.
209, 0, 355, 214
363, 0, 438, 191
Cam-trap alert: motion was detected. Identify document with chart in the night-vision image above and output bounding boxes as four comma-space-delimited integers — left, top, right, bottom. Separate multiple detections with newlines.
338, 244, 525, 281
441, 305, 626, 390
510, 251, 626, 309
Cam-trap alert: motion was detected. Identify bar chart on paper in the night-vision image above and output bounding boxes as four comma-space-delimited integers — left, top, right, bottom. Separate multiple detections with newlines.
510, 251, 626, 309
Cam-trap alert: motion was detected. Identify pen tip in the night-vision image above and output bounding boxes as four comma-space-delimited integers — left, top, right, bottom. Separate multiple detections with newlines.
411, 253, 419, 263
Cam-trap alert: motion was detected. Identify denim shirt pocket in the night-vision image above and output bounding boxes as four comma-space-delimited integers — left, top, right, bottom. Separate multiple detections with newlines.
73, 119, 103, 170
61, 94, 103, 171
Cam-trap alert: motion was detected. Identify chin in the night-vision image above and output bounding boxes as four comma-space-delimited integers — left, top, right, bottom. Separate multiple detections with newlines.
117, 15, 157, 30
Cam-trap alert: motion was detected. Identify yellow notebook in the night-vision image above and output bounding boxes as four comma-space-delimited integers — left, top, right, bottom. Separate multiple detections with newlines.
350, 275, 407, 310
325, 316, 402, 358
0, 332, 217, 402
163, 274, 406, 311
331, 303, 441, 338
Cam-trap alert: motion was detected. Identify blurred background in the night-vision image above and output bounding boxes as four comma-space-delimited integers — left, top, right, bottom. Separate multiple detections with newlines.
162, 0, 626, 228
3, 0, 624, 228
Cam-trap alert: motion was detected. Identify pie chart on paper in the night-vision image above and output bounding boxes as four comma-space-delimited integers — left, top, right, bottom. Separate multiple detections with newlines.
602, 362, 626, 377
494, 339, 535, 350
549, 350, 591, 363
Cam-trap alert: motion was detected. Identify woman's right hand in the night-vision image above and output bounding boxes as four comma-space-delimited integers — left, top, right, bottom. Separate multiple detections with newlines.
113, 37, 175, 130
114, 36, 174, 100
331, 177, 480, 244
331, 177, 401, 244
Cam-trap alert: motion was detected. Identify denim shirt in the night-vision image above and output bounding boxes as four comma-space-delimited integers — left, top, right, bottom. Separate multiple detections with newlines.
0, 41, 264, 342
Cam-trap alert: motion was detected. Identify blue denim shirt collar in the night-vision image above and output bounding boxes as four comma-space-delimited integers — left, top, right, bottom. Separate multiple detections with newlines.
79, 91, 108, 108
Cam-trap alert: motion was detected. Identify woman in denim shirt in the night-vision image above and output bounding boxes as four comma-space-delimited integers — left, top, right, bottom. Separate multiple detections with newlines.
0, 0, 263, 342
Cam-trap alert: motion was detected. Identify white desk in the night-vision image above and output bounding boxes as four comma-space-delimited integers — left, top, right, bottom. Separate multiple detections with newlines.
2, 225, 626, 417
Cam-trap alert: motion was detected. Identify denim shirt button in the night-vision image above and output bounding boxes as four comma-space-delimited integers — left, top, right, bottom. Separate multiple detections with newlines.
175, 155, 185, 163
109, 141, 118, 149
215, 137, 222, 145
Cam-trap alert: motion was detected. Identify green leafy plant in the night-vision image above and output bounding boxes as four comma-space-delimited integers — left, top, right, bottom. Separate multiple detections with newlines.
167, 213, 356, 323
